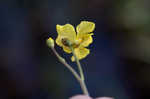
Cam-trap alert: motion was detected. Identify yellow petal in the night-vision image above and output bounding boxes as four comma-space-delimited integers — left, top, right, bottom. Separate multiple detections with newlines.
56, 24, 76, 43
56, 35, 63, 46
78, 33, 93, 47
63, 46, 72, 53
76, 21, 95, 34
71, 47, 90, 61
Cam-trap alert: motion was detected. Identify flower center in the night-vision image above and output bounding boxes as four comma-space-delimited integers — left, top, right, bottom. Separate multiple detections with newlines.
75, 39, 82, 45
61, 38, 70, 46
61, 38, 82, 48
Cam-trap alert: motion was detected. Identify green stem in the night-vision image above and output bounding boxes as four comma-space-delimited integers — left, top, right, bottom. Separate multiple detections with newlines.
71, 48, 84, 81
51, 48, 81, 81
70, 47, 89, 96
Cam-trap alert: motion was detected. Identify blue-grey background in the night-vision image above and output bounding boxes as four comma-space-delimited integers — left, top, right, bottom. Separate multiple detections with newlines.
0, 0, 150, 99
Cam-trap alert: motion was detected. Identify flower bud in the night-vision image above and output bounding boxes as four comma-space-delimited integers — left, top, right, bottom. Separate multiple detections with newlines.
47, 37, 54, 48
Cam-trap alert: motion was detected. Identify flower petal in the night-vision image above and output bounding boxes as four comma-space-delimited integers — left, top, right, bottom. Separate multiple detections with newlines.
56, 24, 76, 43
63, 46, 72, 53
71, 47, 90, 61
78, 33, 93, 47
70, 95, 92, 99
76, 21, 95, 34
56, 35, 63, 46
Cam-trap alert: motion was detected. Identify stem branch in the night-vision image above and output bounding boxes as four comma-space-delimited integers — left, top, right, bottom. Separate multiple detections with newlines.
51, 48, 81, 81
50, 47, 89, 96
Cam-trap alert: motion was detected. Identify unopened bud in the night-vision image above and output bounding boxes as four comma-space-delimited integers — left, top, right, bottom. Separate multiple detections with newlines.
47, 37, 55, 48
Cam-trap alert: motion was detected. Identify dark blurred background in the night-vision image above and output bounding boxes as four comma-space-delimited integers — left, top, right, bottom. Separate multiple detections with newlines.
0, 0, 150, 99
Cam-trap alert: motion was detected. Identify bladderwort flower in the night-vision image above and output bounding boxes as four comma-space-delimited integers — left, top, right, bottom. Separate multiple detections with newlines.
55, 21, 95, 61
46, 21, 95, 96
46, 21, 113, 99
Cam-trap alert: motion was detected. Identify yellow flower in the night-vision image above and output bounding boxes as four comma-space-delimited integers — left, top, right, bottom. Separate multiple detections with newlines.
56, 21, 95, 61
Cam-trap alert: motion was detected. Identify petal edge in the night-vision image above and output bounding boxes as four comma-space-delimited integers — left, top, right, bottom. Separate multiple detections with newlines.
76, 21, 95, 34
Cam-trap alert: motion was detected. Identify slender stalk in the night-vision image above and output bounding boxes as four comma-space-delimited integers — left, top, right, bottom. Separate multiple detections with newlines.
50, 47, 89, 95
70, 47, 89, 96
51, 47, 81, 81
71, 47, 84, 81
